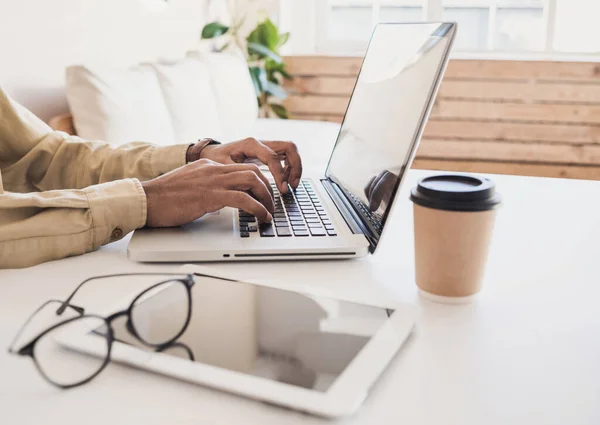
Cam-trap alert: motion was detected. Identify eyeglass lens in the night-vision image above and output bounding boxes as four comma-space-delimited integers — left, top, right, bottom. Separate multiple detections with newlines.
12, 276, 193, 388
129, 280, 191, 346
34, 316, 110, 387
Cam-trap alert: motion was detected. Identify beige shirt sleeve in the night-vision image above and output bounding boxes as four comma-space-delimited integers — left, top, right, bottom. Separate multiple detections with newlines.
0, 87, 189, 269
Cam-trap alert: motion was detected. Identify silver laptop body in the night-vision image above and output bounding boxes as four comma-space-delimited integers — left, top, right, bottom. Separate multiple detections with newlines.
128, 22, 456, 263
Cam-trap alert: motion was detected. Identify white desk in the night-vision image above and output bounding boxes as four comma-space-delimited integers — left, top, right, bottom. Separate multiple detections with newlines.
1, 121, 600, 425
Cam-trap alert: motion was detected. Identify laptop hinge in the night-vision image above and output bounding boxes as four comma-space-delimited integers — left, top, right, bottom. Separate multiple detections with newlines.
321, 178, 377, 252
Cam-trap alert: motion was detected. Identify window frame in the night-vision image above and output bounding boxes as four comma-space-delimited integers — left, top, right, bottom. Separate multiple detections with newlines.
283, 0, 600, 60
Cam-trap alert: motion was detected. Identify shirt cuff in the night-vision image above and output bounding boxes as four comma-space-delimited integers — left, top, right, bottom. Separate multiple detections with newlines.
150, 144, 189, 176
84, 178, 147, 249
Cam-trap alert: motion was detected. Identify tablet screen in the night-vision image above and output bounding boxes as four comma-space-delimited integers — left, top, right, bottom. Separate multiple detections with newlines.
102, 274, 394, 392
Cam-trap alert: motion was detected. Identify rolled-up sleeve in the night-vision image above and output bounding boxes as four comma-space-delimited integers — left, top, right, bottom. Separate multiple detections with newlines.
0, 179, 147, 269
0, 86, 190, 269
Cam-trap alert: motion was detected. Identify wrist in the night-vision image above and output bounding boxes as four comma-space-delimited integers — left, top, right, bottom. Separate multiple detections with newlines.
140, 180, 157, 227
186, 138, 221, 163
186, 144, 203, 163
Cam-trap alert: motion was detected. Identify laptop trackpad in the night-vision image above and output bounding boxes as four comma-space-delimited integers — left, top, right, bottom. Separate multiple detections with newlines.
180, 209, 235, 235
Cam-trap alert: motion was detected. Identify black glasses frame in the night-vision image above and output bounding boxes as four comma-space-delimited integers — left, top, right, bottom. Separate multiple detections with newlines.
7, 272, 227, 389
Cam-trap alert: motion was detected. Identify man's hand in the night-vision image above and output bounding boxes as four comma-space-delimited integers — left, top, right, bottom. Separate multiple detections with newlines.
141, 159, 274, 227
189, 138, 303, 194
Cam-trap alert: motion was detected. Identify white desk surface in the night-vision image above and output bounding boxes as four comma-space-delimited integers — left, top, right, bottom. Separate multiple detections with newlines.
1, 120, 600, 425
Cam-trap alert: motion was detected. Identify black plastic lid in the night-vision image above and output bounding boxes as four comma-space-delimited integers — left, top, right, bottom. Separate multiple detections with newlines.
410, 174, 501, 212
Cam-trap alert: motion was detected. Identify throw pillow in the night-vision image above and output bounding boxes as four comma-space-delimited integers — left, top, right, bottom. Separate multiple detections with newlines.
187, 49, 258, 141
151, 57, 223, 143
66, 65, 176, 146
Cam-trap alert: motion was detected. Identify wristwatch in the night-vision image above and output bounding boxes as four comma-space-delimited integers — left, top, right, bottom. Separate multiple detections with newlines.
199, 137, 221, 147
186, 138, 221, 163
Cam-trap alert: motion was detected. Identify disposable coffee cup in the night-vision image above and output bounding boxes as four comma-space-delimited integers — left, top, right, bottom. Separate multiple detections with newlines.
409, 174, 501, 303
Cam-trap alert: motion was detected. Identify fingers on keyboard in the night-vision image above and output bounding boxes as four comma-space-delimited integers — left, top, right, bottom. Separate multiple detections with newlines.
240, 180, 336, 237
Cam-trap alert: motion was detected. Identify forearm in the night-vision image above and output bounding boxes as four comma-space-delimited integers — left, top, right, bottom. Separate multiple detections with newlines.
0, 179, 146, 269
1, 86, 188, 192
4, 131, 189, 192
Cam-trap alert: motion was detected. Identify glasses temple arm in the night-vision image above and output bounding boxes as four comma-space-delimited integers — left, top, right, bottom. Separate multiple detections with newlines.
8, 300, 84, 354
56, 272, 235, 316
55, 273, 195, 315
192, 272, 239, 283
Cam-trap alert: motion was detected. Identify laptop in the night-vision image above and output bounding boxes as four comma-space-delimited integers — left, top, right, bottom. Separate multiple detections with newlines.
128, 22, 456, 262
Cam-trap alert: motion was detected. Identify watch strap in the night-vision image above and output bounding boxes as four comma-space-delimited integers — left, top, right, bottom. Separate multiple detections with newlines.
186, 138, 222, 163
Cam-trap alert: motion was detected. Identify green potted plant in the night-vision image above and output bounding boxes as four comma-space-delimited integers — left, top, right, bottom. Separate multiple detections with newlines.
202, 17, 292, 119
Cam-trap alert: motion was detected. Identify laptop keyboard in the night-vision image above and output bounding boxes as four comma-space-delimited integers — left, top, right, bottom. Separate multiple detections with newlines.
238, 179, 337, 238
348, 192, 384, 234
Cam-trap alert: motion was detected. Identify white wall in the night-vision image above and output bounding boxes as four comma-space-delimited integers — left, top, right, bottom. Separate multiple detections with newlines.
0, 0, 210, 121
279, 0, 316, 54
232, 0, 280, 37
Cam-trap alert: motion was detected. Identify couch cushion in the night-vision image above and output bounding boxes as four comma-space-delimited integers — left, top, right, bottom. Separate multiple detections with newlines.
66, 65, 176, 146
151, 58, 222, 144
187, 50, 258, 141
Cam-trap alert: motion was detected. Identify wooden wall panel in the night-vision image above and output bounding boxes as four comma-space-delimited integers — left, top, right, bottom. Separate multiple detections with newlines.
439, 80, 600, 104
288, 76, 600, 104
431, 100, 600, 124
286, 94, 348, 115
287, 76, 357, 96
418, 140, 600, 165
444, 60, 600, 81
286, 57, 600, 81
287, 95, 600, 124
284, 56, 600, 180
412, 159, 600, 180
292, 113, 344, 124
423, 121, 600, 145
286, 56, 362, 76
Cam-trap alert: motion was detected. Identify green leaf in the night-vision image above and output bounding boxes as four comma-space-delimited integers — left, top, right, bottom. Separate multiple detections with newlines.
247, 18, 280, 51
201, 22, 230, 39
276, 32, 290, 49
247, 42, 282, 63
248, 66, 267, 97
264, 58, 276, 73
248, 67, 262, 96
246, 28, 260, 45
280, 68, 293, 80
262, 19, 280, 50
264, 81, 288, 99
266, 59, 292, 81
271, 104, 290, 119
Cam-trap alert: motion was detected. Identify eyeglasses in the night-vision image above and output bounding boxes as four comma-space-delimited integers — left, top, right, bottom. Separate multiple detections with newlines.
8, 272, 231, 389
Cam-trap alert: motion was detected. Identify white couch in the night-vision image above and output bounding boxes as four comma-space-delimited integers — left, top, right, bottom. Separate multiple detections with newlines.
65, 50, 262, 146
55, 50, 342, 174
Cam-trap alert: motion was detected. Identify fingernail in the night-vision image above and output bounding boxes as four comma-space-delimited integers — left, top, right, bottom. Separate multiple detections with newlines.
267, 213, 273, 222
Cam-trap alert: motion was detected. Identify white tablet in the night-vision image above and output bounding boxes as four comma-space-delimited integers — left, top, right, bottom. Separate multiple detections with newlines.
57, 266, 416, 418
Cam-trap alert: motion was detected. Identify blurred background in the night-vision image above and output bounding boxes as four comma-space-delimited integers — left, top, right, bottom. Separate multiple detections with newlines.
296, 0, 600, 56
1, 0, 599, 180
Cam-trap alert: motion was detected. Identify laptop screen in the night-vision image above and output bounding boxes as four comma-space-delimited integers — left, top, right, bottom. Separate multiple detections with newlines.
325, 23, 455, 250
